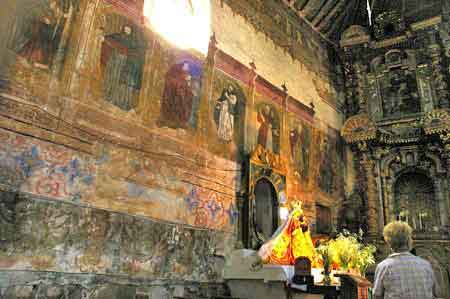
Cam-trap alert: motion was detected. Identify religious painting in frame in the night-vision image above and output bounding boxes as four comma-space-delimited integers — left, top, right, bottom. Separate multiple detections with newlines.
288, 113, 312, 181
99, 13, 148, 112
316, 126, 346, 197
156, 51, 203, 131
6, 0, 78, 72
252, 77, 284, 155
208, 50, 251, 161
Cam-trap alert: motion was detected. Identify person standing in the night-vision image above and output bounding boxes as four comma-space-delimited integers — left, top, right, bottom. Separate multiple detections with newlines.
373, 221, 441, 299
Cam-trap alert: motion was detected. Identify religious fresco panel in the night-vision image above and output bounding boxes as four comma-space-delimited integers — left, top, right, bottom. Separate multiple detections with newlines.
99, 14, 147, 112
156, 51, 203, 130
252, 95, 282, 155
6, 0, 77, 71
1, 0, 79, 107
208, 69, 248, 161
315, 126, 346, 197
288, 113, 312, 182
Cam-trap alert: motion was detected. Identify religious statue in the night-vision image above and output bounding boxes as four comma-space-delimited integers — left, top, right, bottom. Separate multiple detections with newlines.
101, 25, 144, 111
214, 85, 238, 142
258, 202, 316, 265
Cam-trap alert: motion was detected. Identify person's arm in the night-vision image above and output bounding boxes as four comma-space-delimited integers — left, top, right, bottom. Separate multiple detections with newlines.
430, 267, 442, 298
372, 263, 388, 299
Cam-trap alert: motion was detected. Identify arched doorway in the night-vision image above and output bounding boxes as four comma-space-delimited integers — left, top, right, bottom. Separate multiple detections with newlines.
253, 178, 278, 243
394, 172, 440, 231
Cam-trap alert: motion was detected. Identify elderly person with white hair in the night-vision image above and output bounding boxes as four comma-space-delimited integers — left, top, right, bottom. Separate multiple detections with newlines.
373, 221, 441, 299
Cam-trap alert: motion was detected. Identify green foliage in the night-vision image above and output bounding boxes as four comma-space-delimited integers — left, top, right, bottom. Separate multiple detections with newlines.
317, 230, 376, 276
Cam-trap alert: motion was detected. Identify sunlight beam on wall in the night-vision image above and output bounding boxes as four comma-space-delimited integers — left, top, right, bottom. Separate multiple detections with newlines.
144, 0, 211, 55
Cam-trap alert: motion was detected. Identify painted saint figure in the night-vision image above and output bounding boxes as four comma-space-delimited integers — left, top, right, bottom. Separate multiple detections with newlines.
8, 0, 71, 69
101, 25, 144, 111
214, 85, 238, 142
290, 122, 311, 178
257, 104, 278, 152
17, 16, 55, 67
159, 61, 196, 129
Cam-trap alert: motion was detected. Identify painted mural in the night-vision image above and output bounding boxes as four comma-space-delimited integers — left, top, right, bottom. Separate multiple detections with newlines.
94, 145, 237, 232
158, 55, 203, 130
255, 101, 281, 154
6, 0, 76, 70
208, 69, 247, 160
0, 196, 230, 282
0, 129, 95, 201
316, 127, 346, 196
100, 16, 147, 111
289, 115, 312, 180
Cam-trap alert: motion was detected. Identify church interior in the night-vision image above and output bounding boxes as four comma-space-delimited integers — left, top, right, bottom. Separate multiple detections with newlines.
0, 0, 449, 298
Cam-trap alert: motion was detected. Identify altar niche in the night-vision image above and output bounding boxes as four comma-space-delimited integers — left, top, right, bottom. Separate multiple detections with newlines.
394, 172, 440, 232
254, 178, 279, 244
245, 145, 288, 249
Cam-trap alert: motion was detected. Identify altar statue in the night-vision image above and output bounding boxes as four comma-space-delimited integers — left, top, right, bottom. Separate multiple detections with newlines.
258, 202, 316, 265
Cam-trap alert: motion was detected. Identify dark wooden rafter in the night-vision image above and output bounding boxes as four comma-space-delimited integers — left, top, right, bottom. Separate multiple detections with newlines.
324, 0, 354, 37
316, 0, 348, 32
312, 0, 340, 27
326, 2, 354, 38
282, 0, 442, 43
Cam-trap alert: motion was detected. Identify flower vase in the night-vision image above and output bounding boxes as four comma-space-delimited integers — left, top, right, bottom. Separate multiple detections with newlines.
322, 267, 332, 285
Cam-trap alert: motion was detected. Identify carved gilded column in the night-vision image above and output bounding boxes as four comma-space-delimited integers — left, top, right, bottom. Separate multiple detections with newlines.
354, 62, 369, 114
441, 141, 450, 229
341, 48, 358, 116
359, 148, 379, 239
428, 32, 449, 108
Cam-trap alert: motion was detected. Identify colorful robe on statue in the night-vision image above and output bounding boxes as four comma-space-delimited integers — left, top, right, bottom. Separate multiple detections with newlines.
258, 205, 316, 265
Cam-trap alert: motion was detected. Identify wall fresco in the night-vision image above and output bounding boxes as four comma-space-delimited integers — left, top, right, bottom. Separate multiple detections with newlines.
208, 69, 247, 161
6, 0, 76, 71
158, 55, 203, 130
94, 145, 238, 232
289, 114, 312, 181
253, 99, 281, 155
316, 126, 346, 197
0, 129, 95, 201
0, 196, 232, 282
100, 15, 147, 112
0, 0, 349, 294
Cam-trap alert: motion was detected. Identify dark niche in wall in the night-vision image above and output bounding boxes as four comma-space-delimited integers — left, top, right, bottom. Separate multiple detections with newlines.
394, 172, 440, 232
316, 204, 332, 235
254, 178, 279, 243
